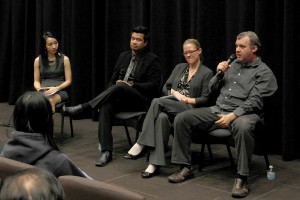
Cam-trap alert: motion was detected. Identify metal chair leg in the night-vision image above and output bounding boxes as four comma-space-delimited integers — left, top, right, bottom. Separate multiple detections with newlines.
123, 121, 132, 146
60, 110, 65, 145
225, 143, 235, 167
69, 116, 74, 137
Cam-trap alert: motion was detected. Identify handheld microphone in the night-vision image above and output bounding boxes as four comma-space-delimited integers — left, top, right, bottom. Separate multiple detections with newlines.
166, 83, 172, 95
217, 53, 237, 77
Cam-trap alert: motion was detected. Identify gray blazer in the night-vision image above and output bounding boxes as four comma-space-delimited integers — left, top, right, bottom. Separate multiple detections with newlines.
162, 63, 213, 107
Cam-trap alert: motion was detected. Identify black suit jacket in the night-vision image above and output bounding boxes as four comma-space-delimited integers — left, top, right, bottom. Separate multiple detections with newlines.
108, 50, 162, 106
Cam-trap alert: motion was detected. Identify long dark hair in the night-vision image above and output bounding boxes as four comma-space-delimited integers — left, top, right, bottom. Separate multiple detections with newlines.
13, 91, 59, 150
39, 31, 63, 76
40, 31, 60, 58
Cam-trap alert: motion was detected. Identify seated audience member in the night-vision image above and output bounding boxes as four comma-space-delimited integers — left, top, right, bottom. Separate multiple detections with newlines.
0, 91, 91, 179
33, 31, 72, 113
0, 167, 64, 200
63, 26, 162, 167
168, 31, 278, 198
124, 38, 213, 178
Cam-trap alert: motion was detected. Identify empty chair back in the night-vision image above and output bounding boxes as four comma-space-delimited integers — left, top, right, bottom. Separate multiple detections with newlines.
58, 175, 146, 200
0, 157, 34, 181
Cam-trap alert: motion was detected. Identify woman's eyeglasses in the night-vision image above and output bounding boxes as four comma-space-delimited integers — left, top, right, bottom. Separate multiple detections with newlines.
182, 48, 199, 56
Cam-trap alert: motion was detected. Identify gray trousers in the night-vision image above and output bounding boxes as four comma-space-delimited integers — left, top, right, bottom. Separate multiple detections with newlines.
137, 97, 193, 166
171, 107, 260, 176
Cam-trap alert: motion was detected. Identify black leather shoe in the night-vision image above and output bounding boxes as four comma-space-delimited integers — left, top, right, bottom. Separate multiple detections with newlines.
141, 166, 160, 179
124, 152, 142, 160
95, 151, 112, 167
124, 148, 146, 160
63, 104, 83, 116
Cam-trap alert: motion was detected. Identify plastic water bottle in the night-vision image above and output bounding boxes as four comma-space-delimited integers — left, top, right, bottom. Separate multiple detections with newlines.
267, 165, 275, 180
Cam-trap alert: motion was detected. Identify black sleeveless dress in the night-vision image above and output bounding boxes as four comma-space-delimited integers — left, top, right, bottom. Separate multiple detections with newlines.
39, 53, 68, 101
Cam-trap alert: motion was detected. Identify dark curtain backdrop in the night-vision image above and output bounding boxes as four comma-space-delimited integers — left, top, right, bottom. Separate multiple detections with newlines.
0, 0, 299, 161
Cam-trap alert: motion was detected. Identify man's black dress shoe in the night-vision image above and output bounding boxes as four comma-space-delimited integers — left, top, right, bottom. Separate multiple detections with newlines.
141, 166, 160, 179
63, 104, 83, 116
95, 151, 112, 167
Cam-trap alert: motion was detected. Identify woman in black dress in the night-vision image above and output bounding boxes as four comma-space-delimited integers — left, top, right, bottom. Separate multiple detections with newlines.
33, 31, 72, 113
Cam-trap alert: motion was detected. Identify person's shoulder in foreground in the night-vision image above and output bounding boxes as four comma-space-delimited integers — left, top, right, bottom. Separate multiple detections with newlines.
0, 91, 91, 179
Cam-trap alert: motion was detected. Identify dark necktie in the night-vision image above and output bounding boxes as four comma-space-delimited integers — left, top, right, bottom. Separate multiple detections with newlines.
123, 56, 136, 82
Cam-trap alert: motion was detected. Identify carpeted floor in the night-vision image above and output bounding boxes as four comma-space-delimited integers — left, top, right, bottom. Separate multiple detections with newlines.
1, 102, 300, 200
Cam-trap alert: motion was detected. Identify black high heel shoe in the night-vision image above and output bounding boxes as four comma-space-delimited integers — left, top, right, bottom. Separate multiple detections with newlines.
123, 148, 147, 160
141, 166, 160, 179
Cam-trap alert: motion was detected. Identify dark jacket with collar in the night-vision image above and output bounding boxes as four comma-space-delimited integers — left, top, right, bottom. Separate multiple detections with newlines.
0, 131, 89, 178
162, 63, 213, 107
108, 50, 162, 106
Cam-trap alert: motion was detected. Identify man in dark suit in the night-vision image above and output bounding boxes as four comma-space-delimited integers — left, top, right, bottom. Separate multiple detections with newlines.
64, 26, 162, 167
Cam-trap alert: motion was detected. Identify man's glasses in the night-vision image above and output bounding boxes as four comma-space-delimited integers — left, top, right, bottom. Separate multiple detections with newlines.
183, 48, 199, 56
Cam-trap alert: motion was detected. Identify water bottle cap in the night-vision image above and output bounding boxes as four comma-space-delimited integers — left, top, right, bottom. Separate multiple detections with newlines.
269, 165, 273, 169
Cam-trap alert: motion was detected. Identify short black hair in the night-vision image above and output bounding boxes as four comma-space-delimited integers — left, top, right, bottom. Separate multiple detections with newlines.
131, 26, 150, 42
